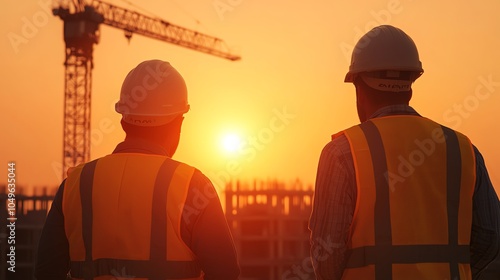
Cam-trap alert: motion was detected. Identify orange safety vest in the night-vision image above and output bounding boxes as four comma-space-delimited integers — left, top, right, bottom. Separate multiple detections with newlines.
62, 153, 203, 280
335, 115, 476, 280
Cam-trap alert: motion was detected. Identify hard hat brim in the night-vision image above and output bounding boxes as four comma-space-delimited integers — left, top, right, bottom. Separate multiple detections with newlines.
344, 72, 355, 83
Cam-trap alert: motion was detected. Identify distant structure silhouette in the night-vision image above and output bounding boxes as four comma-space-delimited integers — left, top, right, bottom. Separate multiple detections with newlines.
0, 185, 55, 280
225, 179, 314, 280
1, 179, 314, 280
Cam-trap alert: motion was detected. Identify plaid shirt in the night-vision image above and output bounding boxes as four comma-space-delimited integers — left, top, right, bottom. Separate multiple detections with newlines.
309, 105, 500, 279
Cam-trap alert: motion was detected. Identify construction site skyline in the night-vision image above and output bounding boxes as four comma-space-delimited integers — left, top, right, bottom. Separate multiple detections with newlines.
0, 178, 315, 279
2, 1, 500, 194
2, 1, 500, 279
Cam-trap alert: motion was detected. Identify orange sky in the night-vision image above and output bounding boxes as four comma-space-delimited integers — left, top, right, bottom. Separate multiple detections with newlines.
1, 0, 499, 195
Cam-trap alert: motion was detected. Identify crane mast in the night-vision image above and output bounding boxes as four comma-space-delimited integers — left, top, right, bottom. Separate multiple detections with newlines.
53, 0, 240, 177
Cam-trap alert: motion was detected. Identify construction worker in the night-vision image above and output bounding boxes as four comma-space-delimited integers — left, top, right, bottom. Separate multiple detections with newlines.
35, 60, 240, 280
309, 25, 500, 280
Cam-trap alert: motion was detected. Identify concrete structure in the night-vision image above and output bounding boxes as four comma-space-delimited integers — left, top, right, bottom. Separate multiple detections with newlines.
225, 179, 314, 280
0, 186, 54, 280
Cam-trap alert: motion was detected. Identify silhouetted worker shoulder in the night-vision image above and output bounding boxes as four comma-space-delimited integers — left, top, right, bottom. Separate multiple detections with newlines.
35, 60, 240, 280
309, 25, 500, 280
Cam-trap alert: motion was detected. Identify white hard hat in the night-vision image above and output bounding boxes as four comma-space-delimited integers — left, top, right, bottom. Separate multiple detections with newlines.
344, 25, 423, 85
115, 60, 189, 126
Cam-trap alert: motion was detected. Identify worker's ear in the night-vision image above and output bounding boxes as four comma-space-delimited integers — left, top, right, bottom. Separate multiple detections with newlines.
163, 115, 184, 157
171, 115, 184, 134
355, 84, 367, 123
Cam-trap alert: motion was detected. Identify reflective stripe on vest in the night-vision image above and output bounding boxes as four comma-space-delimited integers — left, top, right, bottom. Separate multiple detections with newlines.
337, 116, 475, 280
62, 154, 202, 280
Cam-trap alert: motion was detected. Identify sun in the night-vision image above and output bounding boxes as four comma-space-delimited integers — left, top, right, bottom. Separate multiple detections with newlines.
221, 133, 243, 153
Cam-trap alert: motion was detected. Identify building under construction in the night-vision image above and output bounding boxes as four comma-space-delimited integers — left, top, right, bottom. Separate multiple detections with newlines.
0, 186, 55, 280
225, 179, 314, 280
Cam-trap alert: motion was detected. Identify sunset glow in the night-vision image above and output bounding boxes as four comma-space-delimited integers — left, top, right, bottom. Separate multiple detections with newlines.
221, 133, 243, 154
1, 1, 499, 195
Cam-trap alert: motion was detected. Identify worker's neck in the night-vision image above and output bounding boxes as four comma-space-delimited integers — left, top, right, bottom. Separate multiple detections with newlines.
124, 134, 177, 157
125, 134, 159, 143
360, 101, 409, 122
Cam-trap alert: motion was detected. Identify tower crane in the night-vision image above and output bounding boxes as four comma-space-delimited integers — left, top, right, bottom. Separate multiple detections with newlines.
52, 0, 240, 177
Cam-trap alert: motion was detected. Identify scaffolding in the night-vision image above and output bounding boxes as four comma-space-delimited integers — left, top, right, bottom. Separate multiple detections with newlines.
225, 179, 314, 280
0, 187, 54, 280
